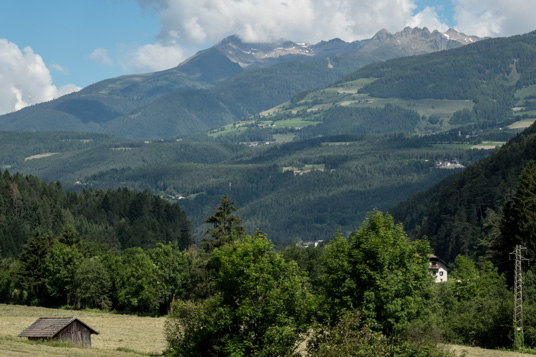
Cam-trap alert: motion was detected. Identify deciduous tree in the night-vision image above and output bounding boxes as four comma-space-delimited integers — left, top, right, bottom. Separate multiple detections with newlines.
321, 210, 435, 333
166, 232, 314, 356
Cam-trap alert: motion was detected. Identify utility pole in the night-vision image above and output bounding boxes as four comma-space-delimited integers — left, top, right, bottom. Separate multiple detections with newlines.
511, 244, 528, 349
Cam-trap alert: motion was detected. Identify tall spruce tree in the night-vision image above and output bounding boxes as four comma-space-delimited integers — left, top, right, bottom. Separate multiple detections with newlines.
501, 160, 536, 258
17, 231, 55, 303
201, 195, 245, 252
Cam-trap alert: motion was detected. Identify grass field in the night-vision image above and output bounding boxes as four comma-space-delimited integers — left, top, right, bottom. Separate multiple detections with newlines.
273, 133, 296, 143
509, 118, 536, 130
0, 304, 166, 356
0, 304, 529, 356
471, 141, 506, 150
273, 118, 321, 128
515, 85, 536, 99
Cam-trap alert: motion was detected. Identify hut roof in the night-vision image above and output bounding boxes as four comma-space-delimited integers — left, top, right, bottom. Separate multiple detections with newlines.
18, 317, 99, 338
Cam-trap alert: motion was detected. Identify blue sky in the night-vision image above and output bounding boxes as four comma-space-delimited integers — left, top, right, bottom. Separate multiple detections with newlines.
0, 0, 534, 115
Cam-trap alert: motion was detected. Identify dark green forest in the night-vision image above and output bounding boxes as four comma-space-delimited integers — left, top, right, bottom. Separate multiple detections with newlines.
391, 121, 536, 263
0, 170, 192, 258
4, 131, 491, 245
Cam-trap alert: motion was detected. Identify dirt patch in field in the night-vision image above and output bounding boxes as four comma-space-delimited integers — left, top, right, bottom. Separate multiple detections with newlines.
447, 344, 531, 356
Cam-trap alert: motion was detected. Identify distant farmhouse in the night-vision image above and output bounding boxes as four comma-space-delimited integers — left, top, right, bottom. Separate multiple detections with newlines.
18, 317, 98, 347
429, 254, 450, 282
435, 160, 465, 169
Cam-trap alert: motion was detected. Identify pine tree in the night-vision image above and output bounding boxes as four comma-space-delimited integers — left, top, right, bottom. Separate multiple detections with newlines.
200, 195, 245, 252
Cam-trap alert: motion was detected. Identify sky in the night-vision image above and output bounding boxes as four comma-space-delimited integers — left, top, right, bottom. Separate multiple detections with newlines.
0, 0, 535, 115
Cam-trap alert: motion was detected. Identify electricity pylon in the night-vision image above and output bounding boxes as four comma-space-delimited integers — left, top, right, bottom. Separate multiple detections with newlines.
512, 245, 528, 349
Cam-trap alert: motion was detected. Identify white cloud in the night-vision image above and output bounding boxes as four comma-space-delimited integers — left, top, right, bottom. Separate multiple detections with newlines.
127, 0, 535, 73
0, 39, 81, 115
121, 42, 184, 71
408, 6, 449, 32
453, 0, 535, 37
50, 63, 69, 74
90, 48, 113, 66
137, 0, 423, 46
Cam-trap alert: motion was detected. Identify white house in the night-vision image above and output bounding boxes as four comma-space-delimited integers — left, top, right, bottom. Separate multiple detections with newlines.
428, 254, 450, 283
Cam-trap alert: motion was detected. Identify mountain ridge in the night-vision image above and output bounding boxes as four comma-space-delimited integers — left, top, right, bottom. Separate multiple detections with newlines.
210, 27, 480, 68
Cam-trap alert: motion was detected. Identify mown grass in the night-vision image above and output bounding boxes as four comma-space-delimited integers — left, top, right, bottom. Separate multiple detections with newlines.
0, 335, 147, 356
471, 141, 506, 150
0, 304, 166, 356
273, 118, 321, 128
508, 118, 536, 129
273, 133, 296, 143
515, 85, 536, 99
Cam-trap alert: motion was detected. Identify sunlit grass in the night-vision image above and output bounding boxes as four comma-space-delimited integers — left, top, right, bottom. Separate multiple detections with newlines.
0, 304, 166, 355
471, 141, 506, 150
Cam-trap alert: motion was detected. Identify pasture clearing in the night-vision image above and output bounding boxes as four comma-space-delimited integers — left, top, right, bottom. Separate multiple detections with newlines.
508, 119, 536, 129
515, 84, 536, 99
0, 304, 166, 356
273, 133, 296, 143
272, 118, 321, 128
471, 141, 506, 150
509, 119, 536, 129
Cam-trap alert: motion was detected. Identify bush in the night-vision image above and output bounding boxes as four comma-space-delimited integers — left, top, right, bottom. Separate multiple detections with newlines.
307, 310, 456, 357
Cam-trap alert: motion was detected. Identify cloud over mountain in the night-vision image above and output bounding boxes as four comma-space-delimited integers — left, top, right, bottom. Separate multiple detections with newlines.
453, 0, 535, 37
130, 0, 536, 74
0, 39, 80, 115
139, 0, 419, 45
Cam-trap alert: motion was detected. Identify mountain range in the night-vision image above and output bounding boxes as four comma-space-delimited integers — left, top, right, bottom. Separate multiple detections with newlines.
0, 27, 480, 139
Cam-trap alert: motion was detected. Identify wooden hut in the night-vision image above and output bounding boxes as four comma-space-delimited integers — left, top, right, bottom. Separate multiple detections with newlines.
18, 317, 98, 347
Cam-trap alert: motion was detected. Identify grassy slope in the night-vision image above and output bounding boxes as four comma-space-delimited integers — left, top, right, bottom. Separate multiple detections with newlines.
0, 304, 166, 356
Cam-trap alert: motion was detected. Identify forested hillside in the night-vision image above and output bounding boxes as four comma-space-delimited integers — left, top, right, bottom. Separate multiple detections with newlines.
217, 30, 536, 144
0, 128, 500, 247
75, 134, 490, 244
0, 170, 192, 258
100, 57, 359, 138
391, 121, 536, 263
